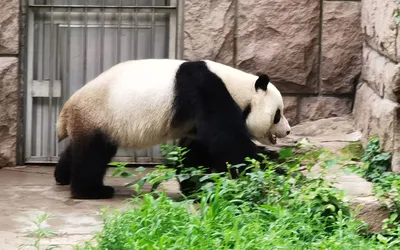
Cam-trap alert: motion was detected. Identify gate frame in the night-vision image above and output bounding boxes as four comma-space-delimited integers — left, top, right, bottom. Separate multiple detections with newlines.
17, 0, 185, 165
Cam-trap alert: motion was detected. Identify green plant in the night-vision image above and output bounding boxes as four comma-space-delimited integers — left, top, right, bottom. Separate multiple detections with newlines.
77, 142, 397, 249
20, 213, 58, 250
396, 0, 400, 24
346, 137, 400, 246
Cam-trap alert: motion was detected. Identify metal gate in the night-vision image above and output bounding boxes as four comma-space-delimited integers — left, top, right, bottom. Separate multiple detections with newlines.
23, 0, 181, 164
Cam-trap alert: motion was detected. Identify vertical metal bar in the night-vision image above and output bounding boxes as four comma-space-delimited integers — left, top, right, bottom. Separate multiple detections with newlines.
40, 7, 47, 157
48, 1, 55, 159
55, 25, 60, 157
116, 0, 122, 63
83, 1, 88, 85
35, 9, 44, 156
168, 0, 177, 59
133, 0, 138, 162
25, 0, 36, 161
134, 0, 138, 60
100, 0, 105, 72
147, 0, 156, 162
129, 0, 133, 60
176, 0, 184, 59
65, 0, 71, 101
150, 0, 155, 58
61, 0, 71, 156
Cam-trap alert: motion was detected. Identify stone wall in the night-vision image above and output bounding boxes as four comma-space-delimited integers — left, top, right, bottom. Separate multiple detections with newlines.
0, 0, 19, 168
0, 0, 363, 167
183, 0, 362, 126
354, 0, 400, 173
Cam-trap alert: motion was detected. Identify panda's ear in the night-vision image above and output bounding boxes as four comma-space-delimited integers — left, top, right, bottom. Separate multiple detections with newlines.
255, 74, 270, 92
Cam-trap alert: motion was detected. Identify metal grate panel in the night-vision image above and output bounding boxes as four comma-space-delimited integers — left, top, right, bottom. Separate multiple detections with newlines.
24, 0, 179, 164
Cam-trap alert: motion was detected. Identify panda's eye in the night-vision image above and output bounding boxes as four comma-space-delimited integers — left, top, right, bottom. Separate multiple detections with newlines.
273, 109, 281, 124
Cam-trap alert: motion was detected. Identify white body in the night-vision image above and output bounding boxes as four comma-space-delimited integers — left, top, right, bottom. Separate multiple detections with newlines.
57, 59, 290, 149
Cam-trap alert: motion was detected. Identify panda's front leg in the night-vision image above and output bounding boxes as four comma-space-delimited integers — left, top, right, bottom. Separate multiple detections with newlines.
176, 137, 213, 197
69, 132, 118, 199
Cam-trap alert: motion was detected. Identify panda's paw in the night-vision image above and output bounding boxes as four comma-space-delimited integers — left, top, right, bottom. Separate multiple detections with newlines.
98, 186, 115, 199
54, 168, 71, 185
55, 176, 71, 186
71, 185, 115, 200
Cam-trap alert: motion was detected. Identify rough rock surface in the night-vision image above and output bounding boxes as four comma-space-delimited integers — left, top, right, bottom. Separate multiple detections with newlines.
0, 57, 18, 168
362, 0, 399, 62
362, 45, 400, 103
236, 0, 320, 94
299, 97, 352, 122
321, 1, 362, 94
280, 116, 389, 232
353, 83, 400, 172
0, 0, 19, 54
183, 0, 235, 66
282, 96, 298, 126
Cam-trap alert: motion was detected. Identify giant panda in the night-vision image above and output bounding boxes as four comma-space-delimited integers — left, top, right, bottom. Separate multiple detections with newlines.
54, 59, 291, 199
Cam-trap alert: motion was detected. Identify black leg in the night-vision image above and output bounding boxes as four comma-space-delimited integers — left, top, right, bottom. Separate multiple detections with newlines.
199, 127, 257, 179
70, 131, 118, 199
54, 143, 72, 185
177, 138, 212, 196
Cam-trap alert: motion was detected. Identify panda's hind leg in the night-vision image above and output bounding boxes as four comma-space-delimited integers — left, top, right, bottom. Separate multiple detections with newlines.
70, 131, 118, 199
54, 143, 72, 185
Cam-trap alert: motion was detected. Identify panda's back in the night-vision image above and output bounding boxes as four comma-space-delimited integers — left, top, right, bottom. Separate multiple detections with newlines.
62, 58, 255, 149
65, 59, 187, 149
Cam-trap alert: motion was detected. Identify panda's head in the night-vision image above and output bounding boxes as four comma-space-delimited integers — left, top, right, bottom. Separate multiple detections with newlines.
246, 74, 291, 145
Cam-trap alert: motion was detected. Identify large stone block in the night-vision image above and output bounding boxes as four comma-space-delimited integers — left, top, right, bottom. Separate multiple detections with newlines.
299, 96, 352, 122
321, 1, 362, 94
183, 0, 235, 66
282, 96, 299, 126
0, 0, 19, 54
362, 0, 399, 62
236, 0, 320, 94
362, 45, 400, 103
353, 83, 399, 170
0, 57, 18, 168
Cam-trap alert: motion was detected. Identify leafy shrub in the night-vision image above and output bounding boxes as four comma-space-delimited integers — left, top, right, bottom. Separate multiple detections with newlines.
75, 142, 398, 250
356, 137, 400, 245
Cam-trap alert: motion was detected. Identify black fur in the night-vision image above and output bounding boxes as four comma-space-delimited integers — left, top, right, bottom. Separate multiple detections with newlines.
242, 104, 252, 121
55, 131, 118, 199
176, 138, 287, 196
172, 61, 259, 184
54, 143, 72, 185
274, 109, 281, 124
255, 74, 269, 91
176, 137, 213, 197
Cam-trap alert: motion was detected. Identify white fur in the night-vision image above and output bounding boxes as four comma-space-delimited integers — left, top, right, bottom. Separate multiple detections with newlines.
204, 60, 291, 145
58, 59, 290, 149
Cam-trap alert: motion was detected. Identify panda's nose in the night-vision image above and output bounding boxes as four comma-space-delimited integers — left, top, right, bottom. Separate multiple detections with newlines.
286, 131, 290, 135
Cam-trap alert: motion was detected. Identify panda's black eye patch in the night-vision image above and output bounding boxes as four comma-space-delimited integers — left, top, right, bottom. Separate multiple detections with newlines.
274, 109, 281, 124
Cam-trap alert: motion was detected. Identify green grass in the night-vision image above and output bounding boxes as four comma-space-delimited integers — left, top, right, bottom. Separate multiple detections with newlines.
73, 139, 400, 250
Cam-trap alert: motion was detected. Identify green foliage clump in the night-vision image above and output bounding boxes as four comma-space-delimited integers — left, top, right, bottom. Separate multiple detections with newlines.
356, 137, 400, 245
75, 142, 397, 250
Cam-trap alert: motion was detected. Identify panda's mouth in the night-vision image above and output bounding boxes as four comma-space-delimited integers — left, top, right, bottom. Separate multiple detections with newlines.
268, 133, 277, 145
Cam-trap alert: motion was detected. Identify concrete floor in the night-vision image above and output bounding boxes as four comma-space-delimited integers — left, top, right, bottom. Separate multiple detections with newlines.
0, 166, 181, 250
